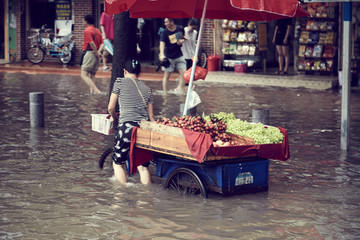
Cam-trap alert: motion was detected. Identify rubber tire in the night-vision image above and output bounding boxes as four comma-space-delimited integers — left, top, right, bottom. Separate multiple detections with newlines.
59, 45, 72, 64
98, 147, 114, 177
27, 47, 45, 64
99, 147, 130, 175
164, 167, 207, 198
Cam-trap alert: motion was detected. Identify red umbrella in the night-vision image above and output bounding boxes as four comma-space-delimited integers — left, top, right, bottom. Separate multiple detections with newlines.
105, 0, 309, 115
105, 0, 309, 20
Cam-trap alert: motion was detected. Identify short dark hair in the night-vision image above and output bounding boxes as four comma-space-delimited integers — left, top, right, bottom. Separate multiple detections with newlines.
188, 18, 197, 27
124, 59, 141, 76
84, 15, 95, 25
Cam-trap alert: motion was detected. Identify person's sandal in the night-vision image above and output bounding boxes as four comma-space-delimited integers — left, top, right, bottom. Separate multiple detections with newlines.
275, 71, 283, 75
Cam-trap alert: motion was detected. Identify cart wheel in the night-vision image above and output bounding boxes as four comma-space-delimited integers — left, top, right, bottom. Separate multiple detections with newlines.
99, 147, 114, 177
164, 168, 207, 198
99, 147, 130, 175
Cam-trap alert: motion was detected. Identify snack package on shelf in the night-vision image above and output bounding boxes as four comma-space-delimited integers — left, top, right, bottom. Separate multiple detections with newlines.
237, 32, 246, 42
327, 3, 336, 18
228, 20, 237, 29
319, 22, 328, 31
326, 60, 334, 71
326, 22, 335, 31
322, 45, 337, 58
222, 42, 230, 54
305, 60, 313, 70
320, 61, 327, 71
237, 21, 244, 29
298, 45, 306, 57
306, 20, 315, 30
325, 32, 335, 45
236, 45, 243, 55
305, 46, 314, 57
249, 45, 256, 55
299, 31, 310, 44
308, 32, 319, 44
223, 29, 231, 41
230, 31, 237, 41
298, 60, 306, 70
312, 61, 321, 71
229, 42, 237, 54
241, 45, 250, 55
221, 20, 228, 28
315, 4, 327, 18
312, 44, 324, 58
247, 21, 256, 30
318, 33, 327, 44
246, 32, 256, 42
223, 59, 230, 67
312, 21, 321, 31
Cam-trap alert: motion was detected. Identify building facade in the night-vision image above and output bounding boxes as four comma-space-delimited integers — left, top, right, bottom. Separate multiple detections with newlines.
1, 0, 359, 80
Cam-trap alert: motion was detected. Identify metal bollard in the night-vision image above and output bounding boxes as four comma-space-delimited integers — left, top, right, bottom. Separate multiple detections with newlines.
252, 108, 269, 125
180, 104, 197, 116
29, 92, 44, 128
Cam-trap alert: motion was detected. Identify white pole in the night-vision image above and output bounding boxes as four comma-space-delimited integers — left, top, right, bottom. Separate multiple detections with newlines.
341, 2, 352, 150
183, 0, 209, 116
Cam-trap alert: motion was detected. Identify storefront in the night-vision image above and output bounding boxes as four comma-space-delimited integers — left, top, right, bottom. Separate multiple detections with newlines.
2, 0, 359, 83
0, 0, 16, 63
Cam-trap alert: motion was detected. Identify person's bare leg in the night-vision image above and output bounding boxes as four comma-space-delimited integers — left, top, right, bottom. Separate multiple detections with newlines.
276, 45, 284, 73
176, 69, 186, 93
137, 165, 151, 185
81, 70, 101, 94
162, 71, 171, 95
113, 162, 127, 185
103, 55, 108, 70
282, 45, 290, 73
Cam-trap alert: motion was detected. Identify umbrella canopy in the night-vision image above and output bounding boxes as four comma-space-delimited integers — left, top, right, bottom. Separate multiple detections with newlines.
105, 0, 309, 115
105, 0, 309, 20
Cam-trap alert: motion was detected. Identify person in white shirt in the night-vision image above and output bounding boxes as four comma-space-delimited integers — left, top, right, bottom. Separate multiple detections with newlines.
182, 19, 198, 70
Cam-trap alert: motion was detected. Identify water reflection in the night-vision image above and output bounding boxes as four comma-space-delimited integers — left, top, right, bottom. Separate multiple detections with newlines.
0, 72, 359, 239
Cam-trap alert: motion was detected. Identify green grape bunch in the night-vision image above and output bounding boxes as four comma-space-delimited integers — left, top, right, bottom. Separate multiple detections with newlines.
204, 112, 284, 144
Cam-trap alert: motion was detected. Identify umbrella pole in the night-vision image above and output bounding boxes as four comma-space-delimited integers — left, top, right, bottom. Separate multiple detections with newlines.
183, 0, 209, 116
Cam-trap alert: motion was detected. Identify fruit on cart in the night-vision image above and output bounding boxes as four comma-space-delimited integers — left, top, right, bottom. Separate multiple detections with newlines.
156, 112, 284, 145
156, 115, 231, 143
207, 112, 284, 144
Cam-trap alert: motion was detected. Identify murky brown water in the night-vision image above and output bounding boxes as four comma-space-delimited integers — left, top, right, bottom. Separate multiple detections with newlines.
0, 72, 359, 239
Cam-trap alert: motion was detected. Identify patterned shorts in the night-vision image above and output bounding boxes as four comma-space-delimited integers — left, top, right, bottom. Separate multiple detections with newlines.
112, 121, 139, 165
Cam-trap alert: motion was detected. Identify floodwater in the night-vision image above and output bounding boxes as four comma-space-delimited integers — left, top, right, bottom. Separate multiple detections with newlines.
0, 71, 359, 240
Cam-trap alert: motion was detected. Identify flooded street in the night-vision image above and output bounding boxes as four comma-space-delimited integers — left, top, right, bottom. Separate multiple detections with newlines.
0, 71, 359, 239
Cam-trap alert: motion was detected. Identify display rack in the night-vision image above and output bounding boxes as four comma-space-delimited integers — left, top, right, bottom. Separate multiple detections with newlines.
220, 20, 261, 71
297, 3, 338, 75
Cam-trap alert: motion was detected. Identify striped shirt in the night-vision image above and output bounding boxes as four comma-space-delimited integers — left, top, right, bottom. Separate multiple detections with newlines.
112, 77, 153, 124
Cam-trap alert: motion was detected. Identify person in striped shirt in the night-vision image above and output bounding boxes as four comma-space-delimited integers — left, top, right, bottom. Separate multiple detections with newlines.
108, 59, 155, 185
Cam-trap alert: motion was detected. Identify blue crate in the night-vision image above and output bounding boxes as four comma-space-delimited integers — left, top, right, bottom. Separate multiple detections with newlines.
155, 156, 269, 195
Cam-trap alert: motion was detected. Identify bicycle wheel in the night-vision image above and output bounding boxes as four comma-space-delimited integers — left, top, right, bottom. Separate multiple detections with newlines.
59, 45, 72, 64
164, 167, 207, 198
27, 47, 45, 64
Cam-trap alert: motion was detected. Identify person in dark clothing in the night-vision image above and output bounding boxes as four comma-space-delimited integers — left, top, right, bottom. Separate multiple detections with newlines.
159, 18, 187, 95
272, 18, 292, 74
